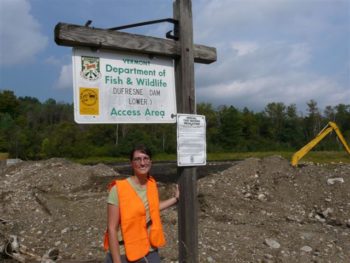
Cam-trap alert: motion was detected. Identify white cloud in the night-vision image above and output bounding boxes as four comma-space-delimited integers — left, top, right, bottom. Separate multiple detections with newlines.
193, 0, 349, 111
196, 40, 312, 87
231, 42, 258, 56
287, 43, 311, 67
45, 56, 62, 66
195, 37, 347, 112
0, 0, 48, 65
55, 64, 73, 90
197, 72, 350, 112
194, 0, 348, 44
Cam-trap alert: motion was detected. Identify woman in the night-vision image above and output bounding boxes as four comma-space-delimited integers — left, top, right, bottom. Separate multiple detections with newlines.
104, 145, 179, 263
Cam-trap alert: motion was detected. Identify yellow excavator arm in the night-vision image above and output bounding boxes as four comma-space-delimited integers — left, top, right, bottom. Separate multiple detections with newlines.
291, 121, 350, 166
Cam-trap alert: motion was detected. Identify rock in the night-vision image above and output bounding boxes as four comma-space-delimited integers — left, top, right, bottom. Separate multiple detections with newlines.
54, 241, 61, 246
5, 235, 20, 254
300, 232, 314, 240
315, 214, 326, 223
61, 227, 70, 234
327, 177, 344, 185
42, 248, 59, 261
6, 159, 23, 166
207, 256, 215, 262
264, 238, 281, 249
258, 193, 267, 201
322, 208, 334, 218
244, 193, 252, 198
300, 246, 312, 252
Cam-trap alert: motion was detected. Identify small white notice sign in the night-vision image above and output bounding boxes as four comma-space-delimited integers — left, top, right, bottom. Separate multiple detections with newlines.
177, 114, 206, 166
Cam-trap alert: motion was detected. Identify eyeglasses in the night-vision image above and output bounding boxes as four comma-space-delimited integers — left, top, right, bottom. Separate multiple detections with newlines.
132, 156, 151, 164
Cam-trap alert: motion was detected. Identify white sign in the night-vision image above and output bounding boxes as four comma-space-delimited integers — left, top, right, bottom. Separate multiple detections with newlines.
177, 114, 206, 166
72, 47, 177, 123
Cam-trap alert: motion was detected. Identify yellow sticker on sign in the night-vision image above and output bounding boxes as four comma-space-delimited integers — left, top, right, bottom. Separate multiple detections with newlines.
79, 87, 99, 115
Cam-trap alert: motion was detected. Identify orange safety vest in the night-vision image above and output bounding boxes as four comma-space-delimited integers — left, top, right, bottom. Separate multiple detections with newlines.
103, 176, 166, 261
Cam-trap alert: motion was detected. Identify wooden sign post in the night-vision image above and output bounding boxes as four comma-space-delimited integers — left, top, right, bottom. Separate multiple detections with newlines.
173, 1, 198, 262
55, 1, 216, 262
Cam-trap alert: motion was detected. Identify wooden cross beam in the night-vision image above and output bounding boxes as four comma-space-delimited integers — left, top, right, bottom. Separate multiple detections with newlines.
54, 23, 216, 64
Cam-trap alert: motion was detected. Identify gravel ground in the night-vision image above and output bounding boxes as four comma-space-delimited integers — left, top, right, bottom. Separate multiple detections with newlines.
1, 156, 349, 262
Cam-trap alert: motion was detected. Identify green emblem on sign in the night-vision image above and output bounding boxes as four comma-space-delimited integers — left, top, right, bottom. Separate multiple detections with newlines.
81, 56, 101, 81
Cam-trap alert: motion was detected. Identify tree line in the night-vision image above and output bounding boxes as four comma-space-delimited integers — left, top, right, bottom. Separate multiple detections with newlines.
1, 90, 349, 160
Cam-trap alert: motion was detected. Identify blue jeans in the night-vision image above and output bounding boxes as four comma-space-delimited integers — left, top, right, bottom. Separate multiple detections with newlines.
104, 251, 161, 263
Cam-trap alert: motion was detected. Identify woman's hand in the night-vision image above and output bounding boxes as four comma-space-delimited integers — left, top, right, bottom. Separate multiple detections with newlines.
159, 184, 180, 211
174, 184, 179, 202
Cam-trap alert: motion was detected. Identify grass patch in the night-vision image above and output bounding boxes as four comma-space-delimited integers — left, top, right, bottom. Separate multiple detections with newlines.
295, 151, 350, 165
0, 152, 9, 160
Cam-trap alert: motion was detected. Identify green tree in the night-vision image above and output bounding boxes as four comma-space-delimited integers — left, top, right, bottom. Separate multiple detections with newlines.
285, 104, 304, 148
324, 105, 335, 122
305, 99, 322, 139
240, 108, 260, 151
217, 105, 243, 150
263, 102, 289, 147
0, 90, 19, 117
197, 103, 220, 151
334, 104, 350, 146
116, 126, 155, 156
0, 113, 15, 152
45, 122, 89, 158
335, 104, 350, 131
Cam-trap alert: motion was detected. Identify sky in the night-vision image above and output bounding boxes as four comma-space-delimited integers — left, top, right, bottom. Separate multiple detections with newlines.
0, 0, 349, 113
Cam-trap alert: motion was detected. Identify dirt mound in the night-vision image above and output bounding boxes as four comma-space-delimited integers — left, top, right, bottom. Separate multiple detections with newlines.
0, 158, 119, 262
1, 157, 349, 262
197, 156, 350, 262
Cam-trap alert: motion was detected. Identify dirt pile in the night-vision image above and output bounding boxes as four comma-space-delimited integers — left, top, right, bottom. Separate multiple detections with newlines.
1, 157, 349, 262
0, 158, 118, 262
197, 156, 350, 262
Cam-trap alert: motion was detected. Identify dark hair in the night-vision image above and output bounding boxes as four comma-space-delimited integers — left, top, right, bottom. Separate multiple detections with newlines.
129, 144, 152, 161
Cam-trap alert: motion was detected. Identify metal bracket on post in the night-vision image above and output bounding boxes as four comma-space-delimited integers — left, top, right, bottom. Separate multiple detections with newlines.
107, 18, 179, 40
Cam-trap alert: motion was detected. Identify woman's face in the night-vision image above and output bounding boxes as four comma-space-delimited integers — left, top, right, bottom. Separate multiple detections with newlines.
131, 150, 152, 176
